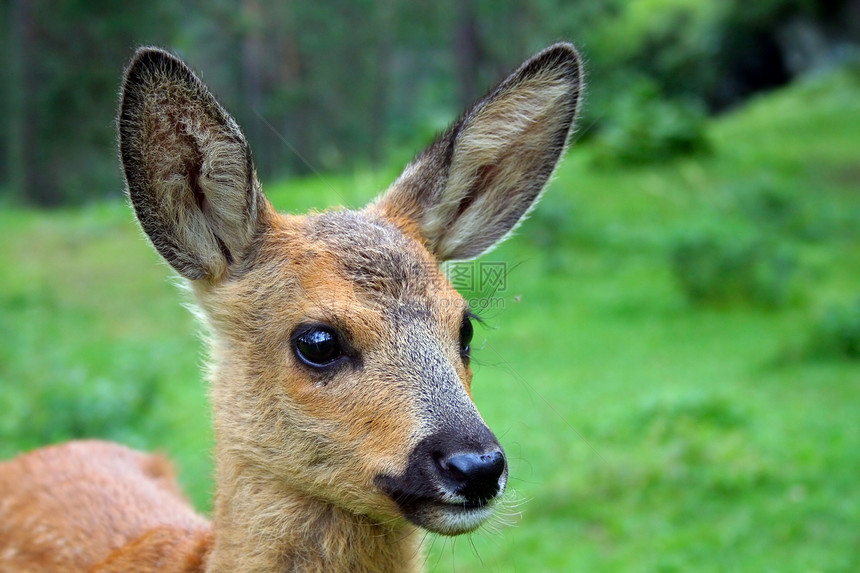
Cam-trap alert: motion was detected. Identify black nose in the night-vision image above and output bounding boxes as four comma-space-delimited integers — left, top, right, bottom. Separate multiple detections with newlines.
437, 451, 506, 504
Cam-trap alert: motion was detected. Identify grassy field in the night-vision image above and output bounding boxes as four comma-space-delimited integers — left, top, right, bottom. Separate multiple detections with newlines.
2, 68, 859, 571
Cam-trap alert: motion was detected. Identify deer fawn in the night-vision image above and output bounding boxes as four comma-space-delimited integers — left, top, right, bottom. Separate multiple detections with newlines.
0, 43, 581, 572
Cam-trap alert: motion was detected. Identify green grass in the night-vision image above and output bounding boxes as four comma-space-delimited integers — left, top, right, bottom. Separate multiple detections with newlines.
2, 68, 859, 571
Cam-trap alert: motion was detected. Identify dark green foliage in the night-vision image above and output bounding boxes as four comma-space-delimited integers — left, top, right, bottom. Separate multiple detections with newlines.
804, 299, 860, 360
4, 0, 178, 205
3, 0, 858, 205
668, 175, 825, 309
727, 175, 834, 242
670, 230, 797, 308
592, 81, 710, 166
735, 179, 803, 233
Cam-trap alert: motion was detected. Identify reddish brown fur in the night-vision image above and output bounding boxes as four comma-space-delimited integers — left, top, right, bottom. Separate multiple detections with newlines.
0, 441, 209, 572
0, 43, 581, 572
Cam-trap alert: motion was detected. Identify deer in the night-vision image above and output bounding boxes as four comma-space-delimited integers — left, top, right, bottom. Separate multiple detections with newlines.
0, 43, 582, 572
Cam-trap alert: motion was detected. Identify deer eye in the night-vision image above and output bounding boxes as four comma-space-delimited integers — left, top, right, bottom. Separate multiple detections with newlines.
459, 315, 474, 360
293, 325, 343, 367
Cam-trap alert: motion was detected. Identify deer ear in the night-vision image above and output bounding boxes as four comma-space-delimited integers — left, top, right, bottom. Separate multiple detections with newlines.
118, 47, 270, 281
373, 43, 582, 261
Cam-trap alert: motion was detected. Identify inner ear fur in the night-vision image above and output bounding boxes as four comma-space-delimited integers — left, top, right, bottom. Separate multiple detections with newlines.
372, 43, 583, 262
118, 47, 270, 281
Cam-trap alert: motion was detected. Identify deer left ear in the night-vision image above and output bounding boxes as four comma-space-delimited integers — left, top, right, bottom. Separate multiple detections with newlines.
372, 43, 583, 262
118, 47, 271, 282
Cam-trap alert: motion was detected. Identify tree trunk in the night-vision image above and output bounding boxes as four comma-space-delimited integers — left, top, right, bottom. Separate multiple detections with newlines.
370, 0, 393, 167
241, 0, 267, 177
453, 0, 482, 109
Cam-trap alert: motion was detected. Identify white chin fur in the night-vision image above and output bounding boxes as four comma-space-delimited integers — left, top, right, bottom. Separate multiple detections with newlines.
423, 502, 495, 536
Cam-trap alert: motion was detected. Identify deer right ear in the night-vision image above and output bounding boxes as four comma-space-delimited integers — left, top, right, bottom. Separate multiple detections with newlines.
373, 43, 582, 262
118, 47, 270, 281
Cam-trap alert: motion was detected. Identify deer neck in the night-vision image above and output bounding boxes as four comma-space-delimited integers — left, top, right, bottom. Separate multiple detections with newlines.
205, 443, 423, 573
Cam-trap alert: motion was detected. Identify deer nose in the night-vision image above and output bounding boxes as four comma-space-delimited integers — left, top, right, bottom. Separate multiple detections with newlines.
437, 451, 506, 504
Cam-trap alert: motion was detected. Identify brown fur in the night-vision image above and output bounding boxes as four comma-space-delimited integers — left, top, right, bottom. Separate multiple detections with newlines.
0, 43, 582, 572
0, 441, 209, 573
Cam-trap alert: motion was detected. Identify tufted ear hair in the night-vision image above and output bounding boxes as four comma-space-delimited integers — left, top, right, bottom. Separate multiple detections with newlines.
372, 43, 583, 261
118, 47, 271, 281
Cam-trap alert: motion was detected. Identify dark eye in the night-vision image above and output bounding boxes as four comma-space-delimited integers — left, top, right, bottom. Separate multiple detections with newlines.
294, 325, 343, 367
459, 315, 474, 359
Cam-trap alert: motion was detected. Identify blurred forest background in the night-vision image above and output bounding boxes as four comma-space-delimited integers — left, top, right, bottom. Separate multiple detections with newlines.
2, 0, 859, 205
2, 1, 860, 572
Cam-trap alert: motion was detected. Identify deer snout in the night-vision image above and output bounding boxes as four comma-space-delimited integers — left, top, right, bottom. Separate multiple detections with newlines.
436, 450, 507, 505
376, 422, 507, 535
